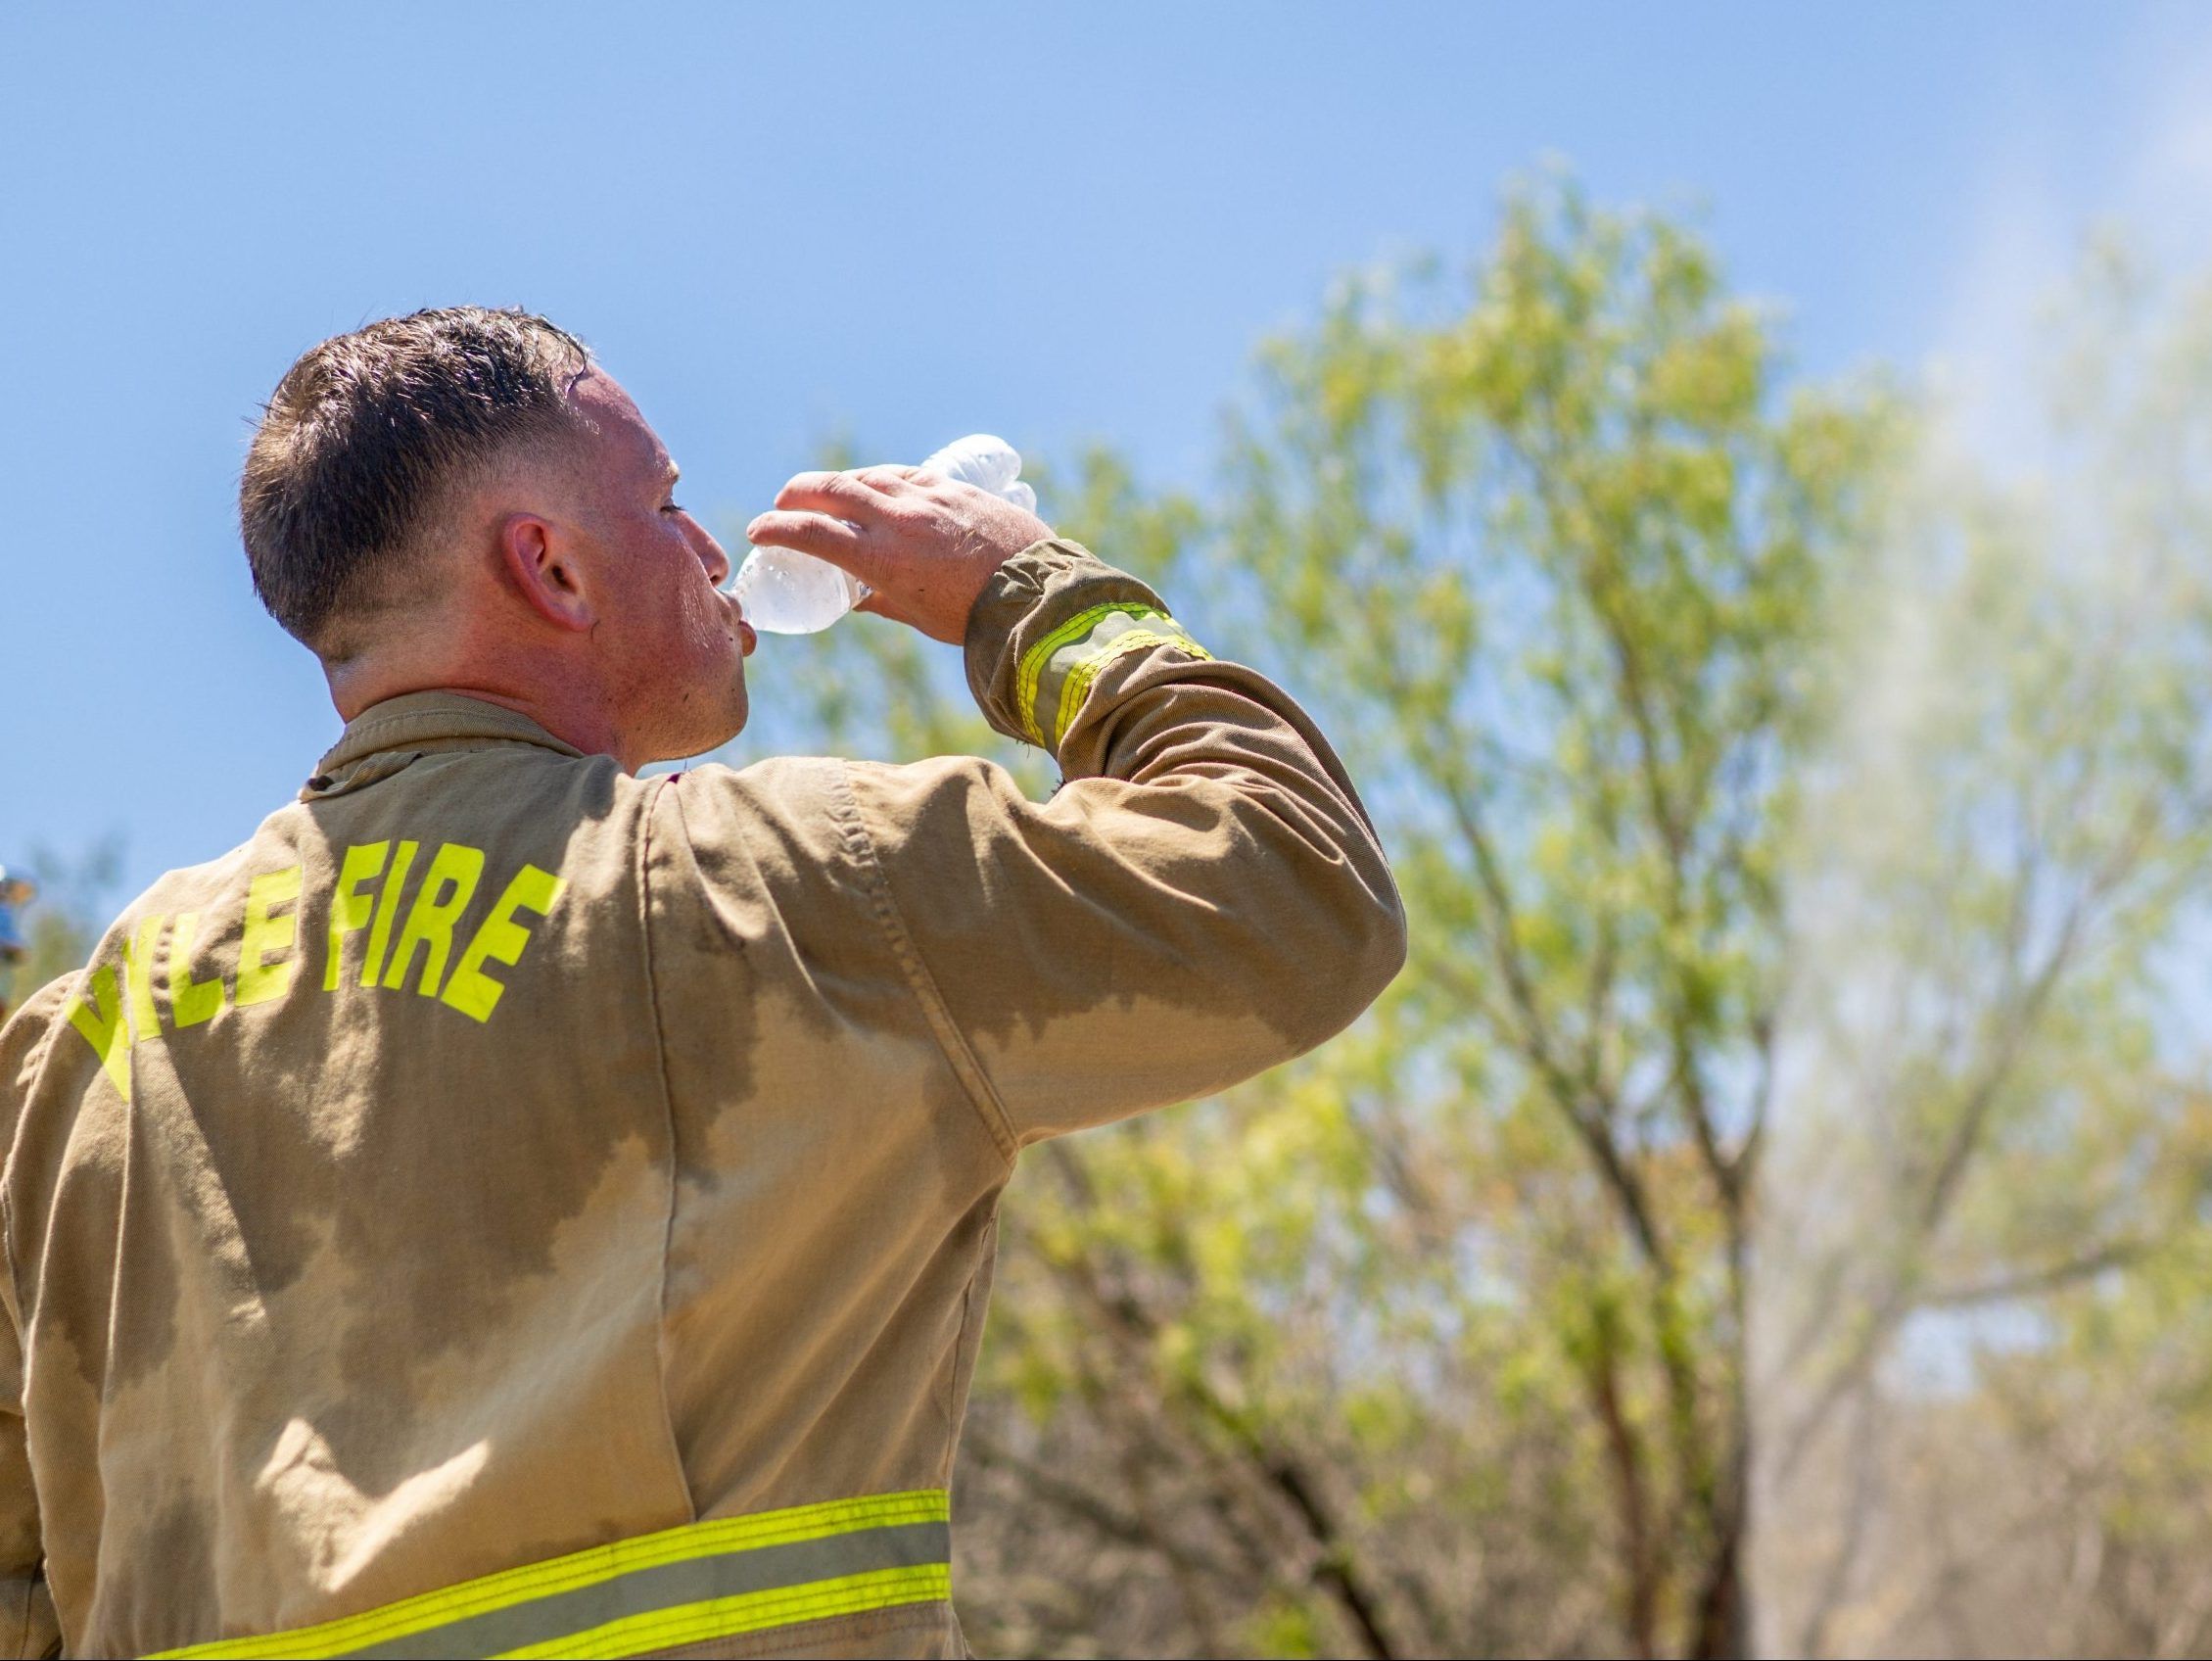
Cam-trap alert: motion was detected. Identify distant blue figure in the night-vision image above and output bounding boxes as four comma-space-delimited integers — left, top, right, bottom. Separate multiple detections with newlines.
0, 867, 30, 1025
0, 871, 25, 960
0, 867, 31, 967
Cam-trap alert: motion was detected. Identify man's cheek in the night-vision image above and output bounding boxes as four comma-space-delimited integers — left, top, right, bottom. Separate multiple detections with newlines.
701, 586, 747, 657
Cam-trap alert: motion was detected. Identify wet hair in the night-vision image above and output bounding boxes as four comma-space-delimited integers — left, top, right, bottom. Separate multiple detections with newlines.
240, 306, 590, 656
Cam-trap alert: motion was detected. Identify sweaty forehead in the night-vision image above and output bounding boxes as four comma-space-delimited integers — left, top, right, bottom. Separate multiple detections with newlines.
565, 370, 671, 481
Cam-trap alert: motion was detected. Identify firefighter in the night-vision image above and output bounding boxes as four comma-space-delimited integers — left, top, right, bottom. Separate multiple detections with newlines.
0, 308, 1403, 1658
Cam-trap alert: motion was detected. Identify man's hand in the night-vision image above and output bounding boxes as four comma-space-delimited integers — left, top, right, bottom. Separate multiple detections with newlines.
745, 466, 1053, 644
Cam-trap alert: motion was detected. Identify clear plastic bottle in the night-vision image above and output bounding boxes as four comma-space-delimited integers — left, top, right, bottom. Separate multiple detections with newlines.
728, 435, 1039, 635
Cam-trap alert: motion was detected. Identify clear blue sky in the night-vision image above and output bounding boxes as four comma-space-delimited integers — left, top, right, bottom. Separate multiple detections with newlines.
5, 0, 2208, 908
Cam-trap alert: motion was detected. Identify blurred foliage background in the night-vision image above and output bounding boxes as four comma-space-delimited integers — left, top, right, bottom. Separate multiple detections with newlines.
751, 179, 2212, 1658
9, 178, 2209, 1658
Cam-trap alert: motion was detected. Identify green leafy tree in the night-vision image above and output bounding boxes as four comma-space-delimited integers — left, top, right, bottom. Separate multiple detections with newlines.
1179, 180, 1896, 1658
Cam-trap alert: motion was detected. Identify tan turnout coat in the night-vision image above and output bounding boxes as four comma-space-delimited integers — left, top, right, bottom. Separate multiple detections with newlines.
0, 542, 1404, 1658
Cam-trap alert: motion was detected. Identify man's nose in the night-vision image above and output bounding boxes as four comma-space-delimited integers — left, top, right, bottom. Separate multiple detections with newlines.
691, 518, 731, 589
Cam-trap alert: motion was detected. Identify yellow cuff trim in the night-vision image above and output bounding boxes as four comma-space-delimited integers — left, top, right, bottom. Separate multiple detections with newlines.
1015, 603, 1210, 747
1051, 629, 1214, 747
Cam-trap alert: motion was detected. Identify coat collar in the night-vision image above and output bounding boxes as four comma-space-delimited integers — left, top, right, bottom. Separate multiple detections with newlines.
304, 691, 588, 800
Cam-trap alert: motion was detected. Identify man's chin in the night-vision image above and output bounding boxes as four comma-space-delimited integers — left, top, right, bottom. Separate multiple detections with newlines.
690, 696, 750, 761
644, 679, 749, 768
708, 671, 752, 753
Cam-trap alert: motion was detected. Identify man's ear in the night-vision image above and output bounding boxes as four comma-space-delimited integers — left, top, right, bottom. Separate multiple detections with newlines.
497, 512, 596, 632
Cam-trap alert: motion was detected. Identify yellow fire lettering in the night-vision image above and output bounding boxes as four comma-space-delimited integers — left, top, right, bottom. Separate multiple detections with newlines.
166, 910, 226, 1028
122, 913, 167, 1042
383, 843, 485, 997
63, 964, 132, 1102
360, 839, 419, 987
442, 865, 566, 1023
236, 865, 305, 1009
324, 841, 392, 992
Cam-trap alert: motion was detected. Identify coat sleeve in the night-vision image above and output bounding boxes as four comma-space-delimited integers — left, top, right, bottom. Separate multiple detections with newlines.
0, 987, 64, 1658
843, 539, 1406, 1148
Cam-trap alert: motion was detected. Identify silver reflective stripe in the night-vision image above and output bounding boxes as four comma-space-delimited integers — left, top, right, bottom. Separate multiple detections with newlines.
338, 1521, 950, 1659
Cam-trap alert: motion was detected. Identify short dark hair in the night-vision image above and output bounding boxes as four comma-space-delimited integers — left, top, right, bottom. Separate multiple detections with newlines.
240, 306, 590, 654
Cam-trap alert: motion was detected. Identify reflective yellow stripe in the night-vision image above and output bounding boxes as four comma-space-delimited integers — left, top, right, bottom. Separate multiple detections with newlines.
1016, 602, 1168, 741
1015, 603, 1209, 746
1051, 628, 1214, 748
151, 1489, 951, 1660
494, 1563, 951, 1660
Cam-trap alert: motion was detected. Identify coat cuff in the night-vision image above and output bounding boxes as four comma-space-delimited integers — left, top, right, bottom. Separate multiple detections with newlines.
962, 539, 1208, 755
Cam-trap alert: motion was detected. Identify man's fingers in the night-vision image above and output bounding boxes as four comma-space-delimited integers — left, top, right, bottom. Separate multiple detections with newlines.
742, 510, 871, 571
851, 465, 924, 497
772, 470, 889, 523
752, 461, 1028, 642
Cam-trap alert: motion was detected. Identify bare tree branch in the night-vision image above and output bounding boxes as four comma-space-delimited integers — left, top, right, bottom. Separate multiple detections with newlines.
1921, 1239, 2151, 1308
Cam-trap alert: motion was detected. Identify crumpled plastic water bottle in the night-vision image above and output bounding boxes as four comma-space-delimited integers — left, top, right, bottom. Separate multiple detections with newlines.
729, 434, 1040, 635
